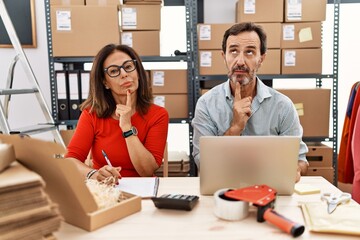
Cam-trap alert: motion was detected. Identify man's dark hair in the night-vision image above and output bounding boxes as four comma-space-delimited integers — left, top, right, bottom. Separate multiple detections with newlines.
222, 22, 267, 55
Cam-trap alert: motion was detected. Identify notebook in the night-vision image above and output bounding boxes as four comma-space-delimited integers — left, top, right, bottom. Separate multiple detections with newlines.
199, 136, 300, 195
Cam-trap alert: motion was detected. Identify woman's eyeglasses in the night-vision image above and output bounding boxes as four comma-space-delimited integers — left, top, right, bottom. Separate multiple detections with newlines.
104, 59, 137, 78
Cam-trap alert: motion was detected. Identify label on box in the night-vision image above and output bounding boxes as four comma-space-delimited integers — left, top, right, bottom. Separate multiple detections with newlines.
299, 27, 313, 42
283, 25, 295, 41
154, 96, 165, 107
244, 0, 255, 14
287, 0, 302, 21
121, 32, 133, 47
284, 50, 296, 66
200, 51, 212, 67
56, 10, 71, 31
199, 25, 211, 41
122, 7, 137, 29
153, 71, 165, 86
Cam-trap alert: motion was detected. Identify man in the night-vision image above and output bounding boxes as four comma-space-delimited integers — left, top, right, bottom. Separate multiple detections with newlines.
192, 22, 308, 182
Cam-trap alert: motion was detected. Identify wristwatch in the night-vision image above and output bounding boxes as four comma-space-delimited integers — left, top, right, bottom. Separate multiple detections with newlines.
122, 126, 138, 138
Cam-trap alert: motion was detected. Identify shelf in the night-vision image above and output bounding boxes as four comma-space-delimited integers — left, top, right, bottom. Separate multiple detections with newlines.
52, 56, 189, 64
198, 74, 334, 81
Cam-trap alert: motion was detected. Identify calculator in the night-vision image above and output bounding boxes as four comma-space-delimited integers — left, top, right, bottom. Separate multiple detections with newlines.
151, 194, 199, 211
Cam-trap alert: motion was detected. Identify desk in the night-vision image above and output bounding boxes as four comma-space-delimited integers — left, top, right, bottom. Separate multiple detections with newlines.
54, 177, 358, 239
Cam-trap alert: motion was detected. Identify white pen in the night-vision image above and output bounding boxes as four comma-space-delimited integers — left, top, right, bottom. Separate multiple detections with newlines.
101, 149, 113, 167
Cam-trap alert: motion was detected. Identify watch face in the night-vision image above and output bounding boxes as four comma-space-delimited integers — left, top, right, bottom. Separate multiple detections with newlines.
132, 126, 138, 136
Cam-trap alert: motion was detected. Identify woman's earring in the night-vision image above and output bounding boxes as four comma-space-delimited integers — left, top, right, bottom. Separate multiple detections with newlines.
105, 86, 110, 89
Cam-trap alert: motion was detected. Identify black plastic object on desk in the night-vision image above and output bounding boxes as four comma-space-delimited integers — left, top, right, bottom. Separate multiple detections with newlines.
151, 194, 199, 211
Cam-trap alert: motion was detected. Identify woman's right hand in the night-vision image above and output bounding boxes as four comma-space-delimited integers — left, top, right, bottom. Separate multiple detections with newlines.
95, 166, 122, 185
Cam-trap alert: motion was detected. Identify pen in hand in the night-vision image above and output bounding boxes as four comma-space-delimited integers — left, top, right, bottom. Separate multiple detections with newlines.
102, 149, 113, 167
101, 150, 120, 184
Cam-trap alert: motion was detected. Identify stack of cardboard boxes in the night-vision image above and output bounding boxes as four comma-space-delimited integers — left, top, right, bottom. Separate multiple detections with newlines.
236, 0, 326, 74
120, 0, 162, 56
151, 69, 189, 119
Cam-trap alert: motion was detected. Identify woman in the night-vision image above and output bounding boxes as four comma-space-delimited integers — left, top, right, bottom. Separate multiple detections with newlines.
65, 44, 169, 183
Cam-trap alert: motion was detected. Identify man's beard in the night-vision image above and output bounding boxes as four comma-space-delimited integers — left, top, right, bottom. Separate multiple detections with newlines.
228, 66, 257, 86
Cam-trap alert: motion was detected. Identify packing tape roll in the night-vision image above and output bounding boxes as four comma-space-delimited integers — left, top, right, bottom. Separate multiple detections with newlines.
213, 188, 249, 221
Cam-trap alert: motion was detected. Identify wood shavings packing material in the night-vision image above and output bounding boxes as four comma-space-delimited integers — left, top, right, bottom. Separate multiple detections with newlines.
86, 179, 122, 209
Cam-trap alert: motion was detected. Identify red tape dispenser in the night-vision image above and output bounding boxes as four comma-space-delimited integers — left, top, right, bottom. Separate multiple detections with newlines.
225, 185, 305, 238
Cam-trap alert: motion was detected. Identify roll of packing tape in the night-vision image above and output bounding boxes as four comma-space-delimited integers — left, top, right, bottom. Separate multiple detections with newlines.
214, 188, 249, 221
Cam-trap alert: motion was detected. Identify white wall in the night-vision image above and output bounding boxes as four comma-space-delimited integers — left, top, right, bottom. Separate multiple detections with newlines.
0, 1, 359, 152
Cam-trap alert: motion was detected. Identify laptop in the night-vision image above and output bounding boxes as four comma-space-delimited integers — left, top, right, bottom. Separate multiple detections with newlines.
199, 136, 300, 195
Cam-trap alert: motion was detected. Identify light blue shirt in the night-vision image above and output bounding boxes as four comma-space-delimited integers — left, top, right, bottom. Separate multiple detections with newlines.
192, 78, 308, 169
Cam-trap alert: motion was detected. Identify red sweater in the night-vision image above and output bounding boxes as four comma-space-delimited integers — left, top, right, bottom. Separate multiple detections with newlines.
65, 104, 169, 177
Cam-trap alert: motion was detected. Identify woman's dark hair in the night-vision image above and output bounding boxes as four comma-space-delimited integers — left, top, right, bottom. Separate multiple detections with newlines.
81, 44, 152, 117
222, 22, 267, 55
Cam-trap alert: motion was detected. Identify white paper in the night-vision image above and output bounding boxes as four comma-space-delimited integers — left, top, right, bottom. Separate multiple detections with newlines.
200, 51, 212, 67
199, 25, 211, 41
56, 73, 66, 99
283, 25, 295, 41
244, 0, 256, 14
122, 7, 137, 29
287, 0, 302, 21
56, 10, 71, 31
154, 96, 165, 107
116, 177, 159, 198
284, 50, 296, 66
153, 71, 165, 86
69, 73, 79, 100
121, 32, 133, 47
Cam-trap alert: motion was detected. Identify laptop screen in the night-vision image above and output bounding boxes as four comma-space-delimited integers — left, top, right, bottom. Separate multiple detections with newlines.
199, 136, 300, 195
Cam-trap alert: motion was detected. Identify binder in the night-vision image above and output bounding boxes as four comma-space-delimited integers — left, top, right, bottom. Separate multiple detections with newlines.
80, 70, 90, 103
55, 71, 69, 121
68, 70, 81, 120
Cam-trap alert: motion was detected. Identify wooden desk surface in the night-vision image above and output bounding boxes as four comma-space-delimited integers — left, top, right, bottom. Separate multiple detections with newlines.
54, 177, 358, 239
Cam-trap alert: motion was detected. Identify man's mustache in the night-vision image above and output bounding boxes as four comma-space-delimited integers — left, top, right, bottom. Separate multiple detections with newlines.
231, 66, 249, 74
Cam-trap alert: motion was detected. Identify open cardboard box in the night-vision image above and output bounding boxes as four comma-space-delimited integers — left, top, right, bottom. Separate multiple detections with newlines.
0, 134, 141, 231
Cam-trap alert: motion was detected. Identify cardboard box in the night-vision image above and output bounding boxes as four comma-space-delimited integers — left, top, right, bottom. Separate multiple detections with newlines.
257, 49, 280, 75
236, 0, 284, 23
306, 143, 333, 167
50, 0, 84, 5
197, 23, 233, 50
285, 0, 326, 22
306, 167, 334, 183
0, 134, 142, 232
281, 48, 322, 74
51, 6, 120, 57
200, 88, 210, 95
155, 151, 190, 177
85, 0, 120, 5
153, 94, 188, 119
276, 89, 331, 137
124, 0, 162, 4
281, 22, 322, 49
150, 70, 188, 94
121, 31, 160, 56
120, 5, 161, 30
258, 23, 281, 49
199, 50, 228, 75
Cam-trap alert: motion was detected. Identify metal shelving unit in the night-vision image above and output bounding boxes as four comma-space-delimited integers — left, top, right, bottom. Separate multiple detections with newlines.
191, 0, 340, 183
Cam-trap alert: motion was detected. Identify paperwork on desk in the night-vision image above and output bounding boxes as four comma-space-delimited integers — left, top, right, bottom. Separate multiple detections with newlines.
302, 201, 360, 236
116, 177, 159, 198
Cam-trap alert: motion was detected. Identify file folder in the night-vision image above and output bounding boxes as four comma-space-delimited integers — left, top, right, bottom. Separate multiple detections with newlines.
68, 70, 81, 120
55, 71, 69, 121
80, 70, 90, 103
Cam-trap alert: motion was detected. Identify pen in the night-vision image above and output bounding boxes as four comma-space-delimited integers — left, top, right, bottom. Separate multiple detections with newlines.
101, 150, 113, 167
